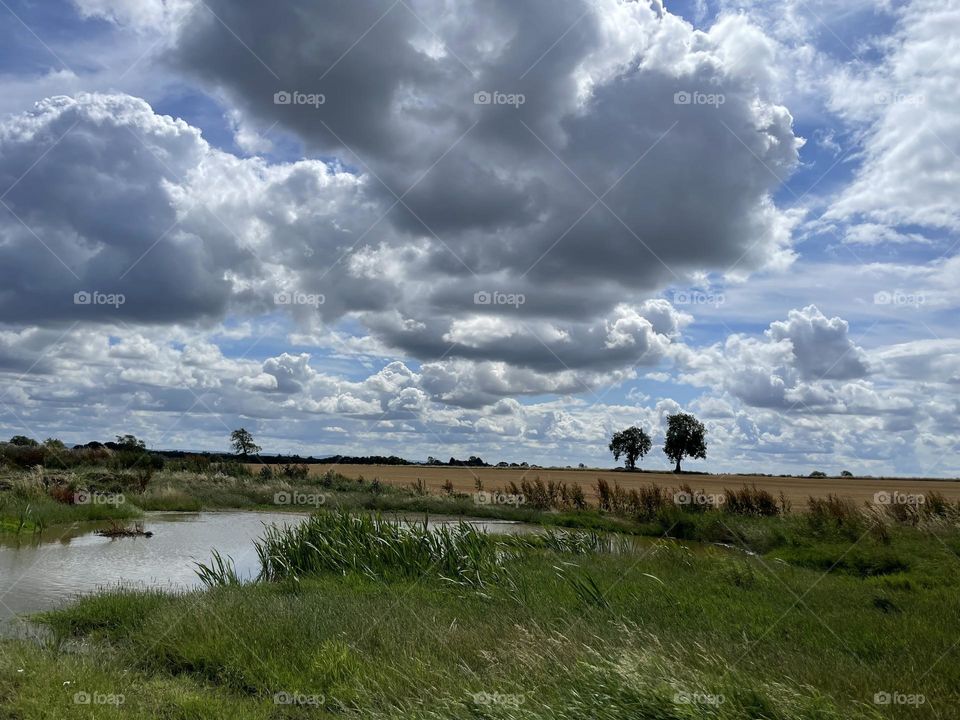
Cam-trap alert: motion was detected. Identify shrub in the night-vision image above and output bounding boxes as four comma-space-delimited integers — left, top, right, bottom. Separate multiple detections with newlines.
724, 485, 780, 517
569, 484, 588, 510
167, 454, 212, 473
806, 494, 865, 539
594, 479, 669, 519
410, 478, 428, 496
918, 491, 959, 522
48, 483, 76, 505
632, 484, 669, 520
210, 461, 252, 478
109, 449, 165, 472
279, 464, 309, 481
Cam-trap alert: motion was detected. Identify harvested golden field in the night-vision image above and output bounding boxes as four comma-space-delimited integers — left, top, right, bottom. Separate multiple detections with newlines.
265, 463, 960, 506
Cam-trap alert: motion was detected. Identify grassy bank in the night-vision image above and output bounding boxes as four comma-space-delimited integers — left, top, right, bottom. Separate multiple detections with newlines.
0, 471, 141, 533
1, 510, 957, 718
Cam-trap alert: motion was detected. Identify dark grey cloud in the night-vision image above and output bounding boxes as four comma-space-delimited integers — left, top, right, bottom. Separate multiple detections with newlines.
170, 0, 801, 292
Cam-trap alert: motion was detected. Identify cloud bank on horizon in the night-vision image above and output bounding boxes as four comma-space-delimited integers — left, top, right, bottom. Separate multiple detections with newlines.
0, 0, 957, 475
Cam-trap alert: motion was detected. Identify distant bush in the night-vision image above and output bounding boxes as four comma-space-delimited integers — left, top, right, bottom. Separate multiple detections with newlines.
809, 471, 827, 478
8, 435, 38, 447
278, 464, 309, 481
167, 455, 212, 473
840, 470, 854, 478
210, 461, 253, 478
0, 443, 48, 468
109, 450, 165, 472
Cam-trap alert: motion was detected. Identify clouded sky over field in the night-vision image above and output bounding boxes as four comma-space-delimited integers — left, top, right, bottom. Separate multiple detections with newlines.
0, 0, 958, 475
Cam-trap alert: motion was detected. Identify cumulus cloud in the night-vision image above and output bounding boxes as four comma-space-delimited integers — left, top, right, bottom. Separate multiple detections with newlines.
766, 305, 869, 380
168, 0, 801, 287
0, 93, 370, 325
2, 0, 958, 477
826, 0, 960, 234
677, 305, 869, 409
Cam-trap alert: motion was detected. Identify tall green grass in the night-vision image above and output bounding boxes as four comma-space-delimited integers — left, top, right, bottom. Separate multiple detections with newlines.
252, 511, 508, 587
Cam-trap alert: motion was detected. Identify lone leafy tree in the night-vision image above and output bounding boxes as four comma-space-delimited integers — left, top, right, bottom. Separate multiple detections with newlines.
230, 428, 261, 458
608, 426, 652, 471
663, 412, 706, 473
115, 434, 146, 451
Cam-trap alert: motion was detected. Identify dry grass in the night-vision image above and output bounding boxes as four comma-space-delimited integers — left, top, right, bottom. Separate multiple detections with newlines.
252, 463, 960, 506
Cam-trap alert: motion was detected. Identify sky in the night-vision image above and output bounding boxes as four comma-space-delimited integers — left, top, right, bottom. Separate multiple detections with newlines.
0, 0, 957, 476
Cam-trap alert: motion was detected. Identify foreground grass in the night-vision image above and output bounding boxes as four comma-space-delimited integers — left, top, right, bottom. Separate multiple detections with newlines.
1, 510, 958, 718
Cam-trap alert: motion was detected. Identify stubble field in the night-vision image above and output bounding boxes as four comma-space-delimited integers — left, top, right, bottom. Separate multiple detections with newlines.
276, 464, 960, 506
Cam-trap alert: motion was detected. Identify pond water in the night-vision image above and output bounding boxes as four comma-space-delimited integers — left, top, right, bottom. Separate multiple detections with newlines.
0, 511, 537, 636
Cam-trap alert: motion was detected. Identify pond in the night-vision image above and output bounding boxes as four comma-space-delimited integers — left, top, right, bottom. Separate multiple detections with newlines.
0, 510, 538, 636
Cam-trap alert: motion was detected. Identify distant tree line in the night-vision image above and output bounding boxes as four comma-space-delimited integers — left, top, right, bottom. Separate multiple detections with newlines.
0, 427, 859, 478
